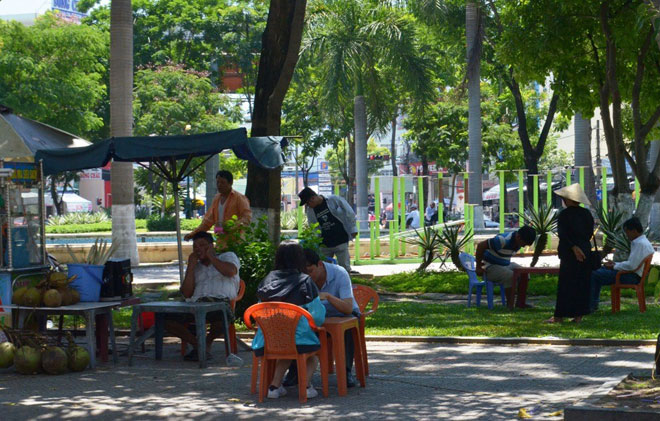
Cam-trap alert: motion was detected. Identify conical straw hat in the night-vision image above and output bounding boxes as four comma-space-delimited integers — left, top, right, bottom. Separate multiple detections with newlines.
554, 183, 591, 206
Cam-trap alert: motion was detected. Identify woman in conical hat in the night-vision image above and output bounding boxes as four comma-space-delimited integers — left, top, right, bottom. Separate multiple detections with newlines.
546, 183, 594, 323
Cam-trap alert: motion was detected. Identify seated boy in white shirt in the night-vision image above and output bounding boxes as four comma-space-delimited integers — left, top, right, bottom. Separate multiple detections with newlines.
590, 217, 654, 311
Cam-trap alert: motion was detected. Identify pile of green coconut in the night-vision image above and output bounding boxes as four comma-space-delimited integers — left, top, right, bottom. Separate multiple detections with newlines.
12, 271, 80, 307
0, 329, 90, 375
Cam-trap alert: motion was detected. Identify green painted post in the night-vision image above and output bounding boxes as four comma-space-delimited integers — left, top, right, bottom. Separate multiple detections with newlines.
297, 201, 304, 233
601, 167, 608, 210
438, 173, 444, 228
547, 171, 553, 249
400, 176, 406, 255
499, 171, 505, 233
532, 174, 539, 213
518, 170, 524, 225
355, 220, 360, 265
566, 167, 572, 186
375, 177, 381, 256
391, 220, 398, 260
334, 183, 340, 196
635, 178, 640, 207
546, 171, 552, 207
465, 204, 474, 254
418, 176, 425, 229
370, 221, 375, 260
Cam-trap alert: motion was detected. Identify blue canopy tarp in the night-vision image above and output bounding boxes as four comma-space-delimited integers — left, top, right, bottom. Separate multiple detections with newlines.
35, 128, 286, 177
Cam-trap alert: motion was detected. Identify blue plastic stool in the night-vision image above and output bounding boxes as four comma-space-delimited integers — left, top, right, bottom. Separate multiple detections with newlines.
459, 252, 506, 309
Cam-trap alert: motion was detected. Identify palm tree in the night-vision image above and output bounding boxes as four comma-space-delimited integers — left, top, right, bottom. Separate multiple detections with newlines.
110, 0, 139, 265
466, 0, 483, 226
303, 0, 433, 221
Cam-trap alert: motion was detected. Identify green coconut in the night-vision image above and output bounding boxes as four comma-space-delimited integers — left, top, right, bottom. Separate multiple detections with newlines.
59, 288, 73, 306
0, 342, 15, 369
12, 286, 27, 305
22, 287, 42, 307
42, 346, 68, 375
67, 344, 90, 372
70, 289, 80, 304
14, 346, 41, 375
43, 289, 62, 307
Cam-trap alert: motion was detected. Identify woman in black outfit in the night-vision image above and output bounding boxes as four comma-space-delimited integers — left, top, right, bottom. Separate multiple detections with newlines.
546, 183, 594, 323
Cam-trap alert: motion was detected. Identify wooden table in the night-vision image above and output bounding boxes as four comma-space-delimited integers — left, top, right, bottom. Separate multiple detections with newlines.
127, 301, 235, 369
6, 301, 131, 368
510, 267, 560, 309
322, 317, 366, 396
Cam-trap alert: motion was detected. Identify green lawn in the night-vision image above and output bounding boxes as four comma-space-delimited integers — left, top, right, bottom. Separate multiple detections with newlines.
364, 300, 658, 339
51, 271, 659, 340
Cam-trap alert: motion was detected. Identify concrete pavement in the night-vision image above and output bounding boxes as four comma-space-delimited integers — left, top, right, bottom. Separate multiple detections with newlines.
0, 339, 653, 420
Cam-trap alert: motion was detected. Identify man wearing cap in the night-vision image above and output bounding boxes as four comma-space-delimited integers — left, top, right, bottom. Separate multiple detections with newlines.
475, 225, 537, 307
298, 187, 357, 273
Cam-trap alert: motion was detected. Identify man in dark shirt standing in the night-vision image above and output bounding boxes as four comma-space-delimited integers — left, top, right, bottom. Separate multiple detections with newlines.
298, 187, 358, 273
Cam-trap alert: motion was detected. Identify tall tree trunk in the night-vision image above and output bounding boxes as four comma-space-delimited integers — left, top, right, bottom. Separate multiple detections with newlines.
574, 113, 597, 205
648, 140, 660, 238
466, 1, 484, 228
205, 154, 219, 215
110, 0, 139, 266
354, 95, 368, 224
246, 0, 307, 243
390, 113, 398, 176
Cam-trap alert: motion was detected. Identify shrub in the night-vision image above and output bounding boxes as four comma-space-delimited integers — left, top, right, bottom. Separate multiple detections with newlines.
145, 216, 200, 232
215, 215, 276, 321
47, 211, 108, 226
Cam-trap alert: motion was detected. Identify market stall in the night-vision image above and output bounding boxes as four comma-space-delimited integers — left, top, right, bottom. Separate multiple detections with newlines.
0, 105, 92, 324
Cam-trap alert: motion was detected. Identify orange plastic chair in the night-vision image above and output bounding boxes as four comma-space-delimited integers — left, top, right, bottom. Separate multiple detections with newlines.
611, 254, 653, 313
244, 302, 329, 403
352, 284, 379, 376
181, 279, 245, 356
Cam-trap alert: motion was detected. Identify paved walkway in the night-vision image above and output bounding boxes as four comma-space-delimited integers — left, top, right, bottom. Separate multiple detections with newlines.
0, 339, 653, 420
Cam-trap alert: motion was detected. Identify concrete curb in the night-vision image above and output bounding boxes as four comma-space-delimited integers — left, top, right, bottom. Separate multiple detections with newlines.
564, 371, 660, 421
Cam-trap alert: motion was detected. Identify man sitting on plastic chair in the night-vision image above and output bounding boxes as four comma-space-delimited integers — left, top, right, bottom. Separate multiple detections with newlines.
474, 226, 536, 308
165, 232, 240, 362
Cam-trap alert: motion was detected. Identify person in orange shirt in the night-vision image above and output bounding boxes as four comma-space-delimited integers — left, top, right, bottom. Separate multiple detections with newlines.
184, 170, 251, 241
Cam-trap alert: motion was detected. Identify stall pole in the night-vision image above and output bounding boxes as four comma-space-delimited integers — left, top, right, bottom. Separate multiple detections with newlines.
635, 178, 640, 207
39, 160, 47, 265
546, 171, 552, 208
369, 220, 375, 260
418, 176, 425, 229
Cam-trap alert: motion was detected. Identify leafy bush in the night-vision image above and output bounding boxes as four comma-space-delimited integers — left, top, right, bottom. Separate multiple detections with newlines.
215, 215, 276, 320
298, 222, 322, 255
280, 209, 299, 230
46, 220, 149, 233
47, 211, 108, 226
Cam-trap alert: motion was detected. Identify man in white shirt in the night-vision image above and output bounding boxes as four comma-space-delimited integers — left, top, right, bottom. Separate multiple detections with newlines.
590, 217, 655, 311
165, 232, 240, 361
406, 205, 420, 229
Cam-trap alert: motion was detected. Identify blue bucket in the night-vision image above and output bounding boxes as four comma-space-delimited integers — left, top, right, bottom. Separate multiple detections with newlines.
68, 264, 105, 302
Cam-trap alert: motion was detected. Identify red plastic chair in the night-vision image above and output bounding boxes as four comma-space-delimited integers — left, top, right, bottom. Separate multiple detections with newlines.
352, 284, 379, 376
244, 302, 329, 403
611, 254, 653, 313
181, 279, 245, 356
